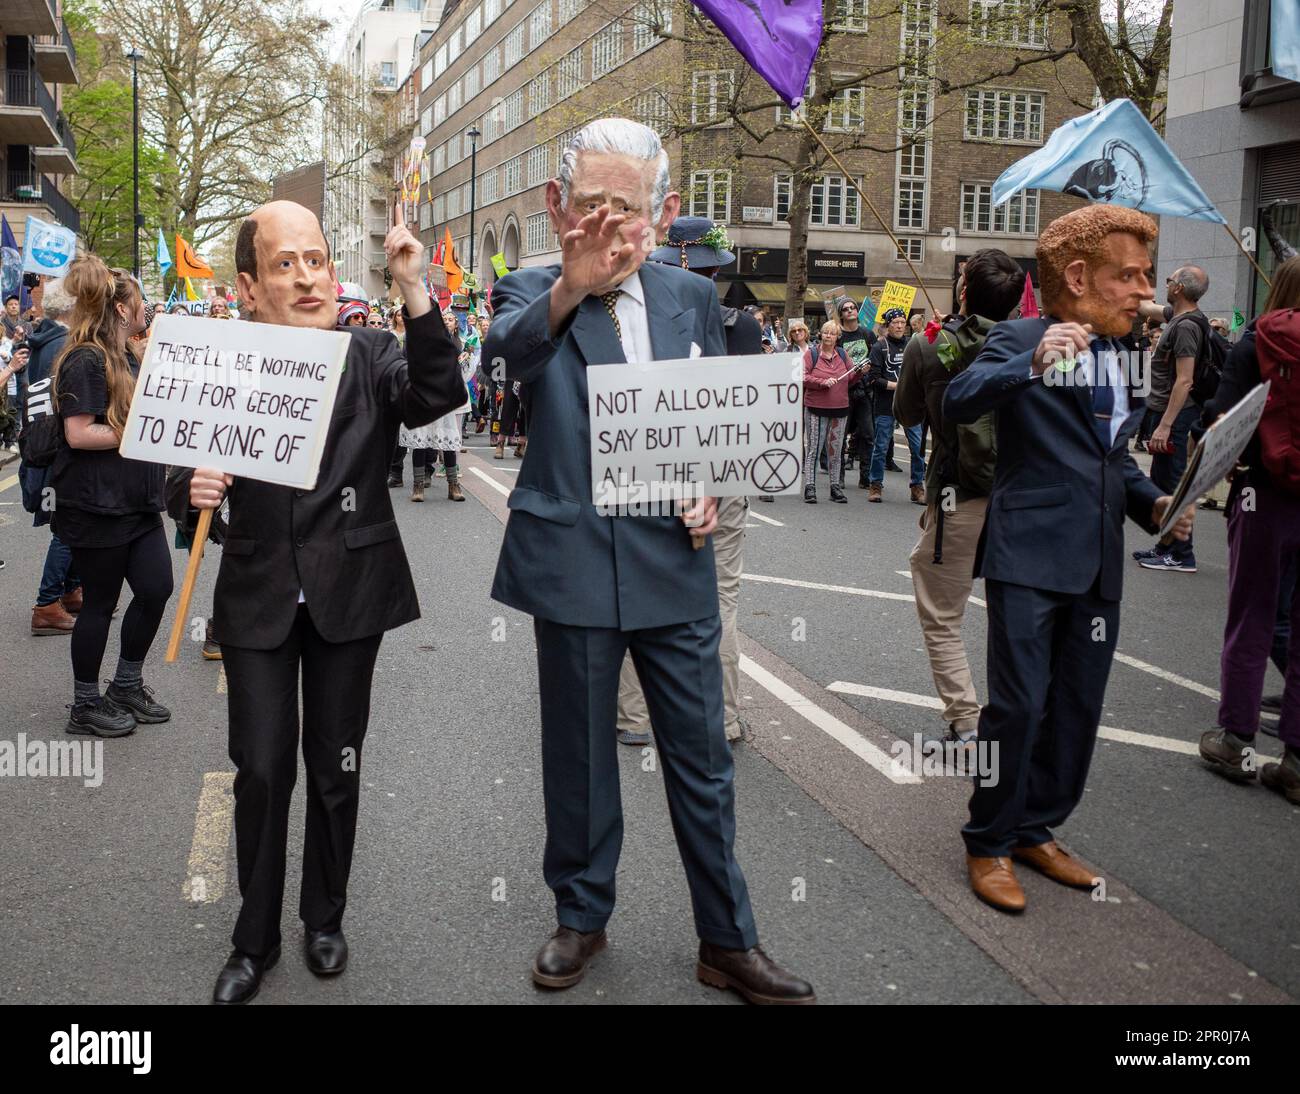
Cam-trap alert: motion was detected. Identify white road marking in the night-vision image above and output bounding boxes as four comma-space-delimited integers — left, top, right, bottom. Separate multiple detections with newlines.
216, 665, 227, 694
743, 572, 916, 603
747, 510, 785, 527
468, 465, 511, 497
1111, 653, 1220, 700
183, 772, 235, 903
0, 474, 17, 494
894, 569, 986, 608
740, 655, 920, 784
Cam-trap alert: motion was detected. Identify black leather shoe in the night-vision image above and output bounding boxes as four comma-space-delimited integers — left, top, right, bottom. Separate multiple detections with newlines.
697, 942, 816, 1004
212, 944, 280, 1004
830, 485, 847, 503
105, 682, 171, 724
531, 926, 607, 989
305, 929, 348, 975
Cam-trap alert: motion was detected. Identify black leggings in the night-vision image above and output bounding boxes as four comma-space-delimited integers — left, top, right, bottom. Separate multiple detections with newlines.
69, 524, 174, 684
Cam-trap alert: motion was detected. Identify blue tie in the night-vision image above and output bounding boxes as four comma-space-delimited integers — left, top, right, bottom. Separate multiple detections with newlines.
1090, 338, 1115, 448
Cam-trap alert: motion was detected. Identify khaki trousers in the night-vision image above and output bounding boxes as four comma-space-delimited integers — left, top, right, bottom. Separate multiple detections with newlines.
908, 495, 987, 731
618, 495, 747, 738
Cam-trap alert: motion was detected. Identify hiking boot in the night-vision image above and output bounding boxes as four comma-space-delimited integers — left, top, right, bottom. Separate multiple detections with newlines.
32, 601, 76, 636
1198, 728, 1257, 782
868, 482, 882, 503
67, 696, 136, 738
448, 477, 465, 501
803, 484, 816, 504
105, 681, 172, 724
515, 438, 527, 458
910, 484, 926, 506
410, 478, 426, 502
829, 484, 847, 503
1260, 747, 1300, 804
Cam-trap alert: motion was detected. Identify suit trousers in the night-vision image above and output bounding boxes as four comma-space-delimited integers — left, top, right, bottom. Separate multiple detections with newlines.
222, 605, 382, 957
963, 578, 1118, 858
908, 497, 987, 732
534, 613, 759, 949
617, 495, 746, 737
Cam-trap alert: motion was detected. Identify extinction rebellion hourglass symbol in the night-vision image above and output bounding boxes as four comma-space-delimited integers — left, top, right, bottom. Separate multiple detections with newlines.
752, 449, 800, 493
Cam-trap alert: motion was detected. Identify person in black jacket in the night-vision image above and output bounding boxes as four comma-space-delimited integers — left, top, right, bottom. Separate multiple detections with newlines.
187, 200, 463, 1004
865, 307, 926, 503
49, 258, 172, 739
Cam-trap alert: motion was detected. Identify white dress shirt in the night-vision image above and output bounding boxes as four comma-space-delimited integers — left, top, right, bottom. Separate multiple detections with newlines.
608, 270, 652, 364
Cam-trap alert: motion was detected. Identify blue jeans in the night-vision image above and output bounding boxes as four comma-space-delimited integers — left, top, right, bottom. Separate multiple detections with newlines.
1149, 402, 1199, 561
36, 534, 81, 606
870, 415, 924, 486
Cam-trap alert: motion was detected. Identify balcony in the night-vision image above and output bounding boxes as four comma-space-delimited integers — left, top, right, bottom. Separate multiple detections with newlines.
34, 114, 77, 176
3, 168, 80, 235
5, 0, 58, 36
0, 69, 60, 147
34, 21, 80, 86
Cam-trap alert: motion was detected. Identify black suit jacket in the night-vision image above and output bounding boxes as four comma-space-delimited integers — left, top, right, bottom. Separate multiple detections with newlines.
211, 307, 463, 649
943, 317, 1162, 603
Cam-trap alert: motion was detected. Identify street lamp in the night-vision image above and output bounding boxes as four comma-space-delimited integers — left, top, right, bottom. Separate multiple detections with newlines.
126, 47, 142, 281
467, 126, 481, 276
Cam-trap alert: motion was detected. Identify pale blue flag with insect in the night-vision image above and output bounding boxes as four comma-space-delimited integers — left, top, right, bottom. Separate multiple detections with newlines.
991, 98, 1226, 224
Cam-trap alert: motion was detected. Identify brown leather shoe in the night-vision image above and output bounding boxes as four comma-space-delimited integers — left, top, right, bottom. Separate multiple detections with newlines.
531, 927, 607, 989
60, 587, 83, 614
868, 482, 882, 503
697, 942, 816, 1004
967, 854, 1026, 913
1012, 840, 1099, 889
32, 601, 76, 636
910, 484, 926, 505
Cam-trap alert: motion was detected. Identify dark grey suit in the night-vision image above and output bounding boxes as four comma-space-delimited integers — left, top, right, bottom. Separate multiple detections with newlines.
944, 318, 1163, 857
486, 262, 757, 949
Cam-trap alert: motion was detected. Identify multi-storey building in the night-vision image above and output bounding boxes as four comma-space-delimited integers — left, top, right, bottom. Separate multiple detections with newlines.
325, 0, 437, 298
1, 0, 81, 246
414, 0, 1096, 319
1161, 0, 1300, 317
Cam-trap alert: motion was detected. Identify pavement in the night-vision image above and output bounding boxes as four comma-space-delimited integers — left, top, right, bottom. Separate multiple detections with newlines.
0, 429, 1296, 1006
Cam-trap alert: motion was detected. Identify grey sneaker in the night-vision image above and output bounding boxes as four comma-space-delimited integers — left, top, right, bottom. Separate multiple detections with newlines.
1260, 747, 1300, 804
617, 728, 652, 747
1198, 728, 1258, 782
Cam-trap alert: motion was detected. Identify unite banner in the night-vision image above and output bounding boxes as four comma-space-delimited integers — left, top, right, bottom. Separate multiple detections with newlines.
587, 353, 804, 508
119, 315, 351, 490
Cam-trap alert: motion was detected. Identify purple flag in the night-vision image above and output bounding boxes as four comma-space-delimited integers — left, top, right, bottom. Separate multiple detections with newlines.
690, 0, 822, 109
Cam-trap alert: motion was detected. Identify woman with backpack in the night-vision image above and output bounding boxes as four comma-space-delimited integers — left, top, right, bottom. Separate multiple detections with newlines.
1198, 255, 1300, 804
48, 256, 173, 738
802, 319, 857, 504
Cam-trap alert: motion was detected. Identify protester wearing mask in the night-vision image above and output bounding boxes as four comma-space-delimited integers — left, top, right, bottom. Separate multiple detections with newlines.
866, 307, 926, 504
49, 258, 172, 738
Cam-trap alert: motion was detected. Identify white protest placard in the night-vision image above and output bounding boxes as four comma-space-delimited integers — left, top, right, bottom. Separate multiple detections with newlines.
1158, 381, 1270, 537
119, 314, 351, 490
588, 353, 804, 509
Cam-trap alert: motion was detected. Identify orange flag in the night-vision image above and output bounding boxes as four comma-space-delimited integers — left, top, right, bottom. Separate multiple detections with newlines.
442, 227, 462, 294
175, 234, 214, 279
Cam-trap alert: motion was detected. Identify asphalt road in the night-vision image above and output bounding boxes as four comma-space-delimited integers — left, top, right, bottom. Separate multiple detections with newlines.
0, 432, 1295, 1006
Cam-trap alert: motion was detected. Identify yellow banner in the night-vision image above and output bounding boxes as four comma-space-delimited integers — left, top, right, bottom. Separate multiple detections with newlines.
876, 280, 917, 319
490, 252, 509, 278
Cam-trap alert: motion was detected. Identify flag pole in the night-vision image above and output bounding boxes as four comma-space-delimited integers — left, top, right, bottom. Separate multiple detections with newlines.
1224, 223, 1272, 290
797, 115, 940, 317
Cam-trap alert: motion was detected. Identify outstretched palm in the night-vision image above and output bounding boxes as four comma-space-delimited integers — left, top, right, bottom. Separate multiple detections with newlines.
561, 206, 637, 296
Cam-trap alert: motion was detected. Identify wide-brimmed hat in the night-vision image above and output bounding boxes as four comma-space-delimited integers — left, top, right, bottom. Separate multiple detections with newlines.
648, 216, 735, 269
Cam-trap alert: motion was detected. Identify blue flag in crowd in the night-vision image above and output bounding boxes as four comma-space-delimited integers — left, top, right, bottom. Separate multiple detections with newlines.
1273, 0, 1300, 82
688, 0, 822, 108
156, 228, 173, 277
0, 214, 22, 308
991, 98, 1226, 224
22, 214, 77, 277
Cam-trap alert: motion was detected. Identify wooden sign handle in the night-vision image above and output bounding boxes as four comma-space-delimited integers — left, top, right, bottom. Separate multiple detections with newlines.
165, 507, 214, 663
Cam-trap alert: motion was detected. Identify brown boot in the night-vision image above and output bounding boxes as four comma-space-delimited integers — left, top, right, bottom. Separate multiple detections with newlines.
410, 473, 426, 503
910, 484, 926, 506
32, 601, 76, 636
493, 441, 505, 459
448, 469, 465, 501
60, 587, 83, 614
868, 482, 883, 503
1012, 840, 1099, 889
697, 942, 816, 1004
531, 927, 607, 989
967, 854, 1026, 912
514, 437, 527, 458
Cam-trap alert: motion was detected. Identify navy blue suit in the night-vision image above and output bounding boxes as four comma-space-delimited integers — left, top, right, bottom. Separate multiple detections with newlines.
944, 317, 1163, 857
486, 262, 757, 949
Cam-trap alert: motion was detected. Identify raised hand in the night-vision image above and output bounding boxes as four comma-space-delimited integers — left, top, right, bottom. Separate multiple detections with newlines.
385, 203, 430, 318
1032, 322, 1092, 376
557, 205, 637, 299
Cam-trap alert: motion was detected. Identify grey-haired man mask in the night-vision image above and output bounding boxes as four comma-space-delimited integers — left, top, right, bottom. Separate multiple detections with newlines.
485, 118, 814, 1004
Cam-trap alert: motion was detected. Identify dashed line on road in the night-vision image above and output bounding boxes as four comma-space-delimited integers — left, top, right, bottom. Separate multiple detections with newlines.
467, 465, 511, 497
747, 510, 784, 527
740, 654, 920, 784
743, 572, 916, 603
183, 772, 235, 904
1111, 652, 1220, 700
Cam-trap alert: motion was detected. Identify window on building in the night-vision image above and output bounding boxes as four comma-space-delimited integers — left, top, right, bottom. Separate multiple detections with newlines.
433, 144, 446, 173
633, 89, 669, 133
448, 82, 462, 114
465, 5, 482, 42
449, 26, 464, 63
464, 66, 480, 100
448, 132, 461, 164
964, 88, 1045, 143
692, 69, 734, 125
895, 237, 923, 262
421, 58, 434, 88
960, 182, 1040, 235
832, 0, 868, 31
632, 2, 671, 52
776, 76, 814, 125
503, 88, 524, 131
826, 83, 866, 131
689, 170, 731, 223
528, 73, 551, 117
592, 23, 624, 77
898, 81, 930, 134
529, 4, 552, 49
505, 156, 523, 194
968, 0, 1049, 49
420, 201, 433, 230
558, 0, 583, 24
896, 178, 926, 230
557, 47, 584, 98
526, 211, 552, 255
480, 167, 499, 204
484, 46, 500, 86
448, 186, 461, 219
422, 104, 434, 134
435, 43, 449, 77
775, 174, 860, 227
484, 0, 501, 25
900, 0, 935, 79
505, 23, 525, 66
527, 144, 550, 186
433, 194, 446, 222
